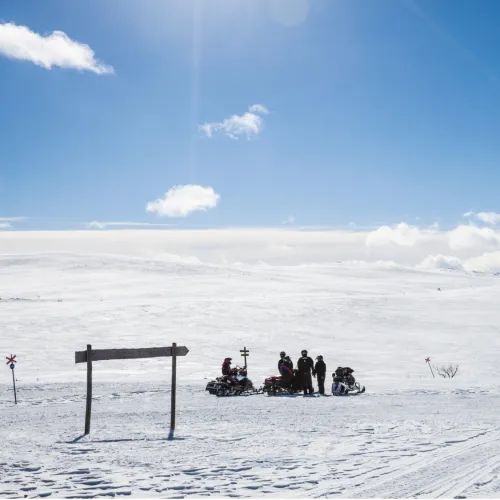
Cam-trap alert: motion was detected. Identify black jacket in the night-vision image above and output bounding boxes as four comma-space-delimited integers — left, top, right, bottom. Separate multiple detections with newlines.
297, 356, 315, 375
314, 360, 326, 376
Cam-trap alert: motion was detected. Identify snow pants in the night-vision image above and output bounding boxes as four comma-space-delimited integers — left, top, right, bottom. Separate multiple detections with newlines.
301, 372, 314, 394
317, 374, 325, 394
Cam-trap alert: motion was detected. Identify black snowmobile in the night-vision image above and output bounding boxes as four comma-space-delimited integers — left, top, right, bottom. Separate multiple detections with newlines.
205, 366, 259, 396
331, 367, 365, 395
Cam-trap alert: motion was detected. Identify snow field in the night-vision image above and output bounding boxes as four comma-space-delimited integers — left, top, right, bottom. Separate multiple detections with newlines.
1, 253, 500, 498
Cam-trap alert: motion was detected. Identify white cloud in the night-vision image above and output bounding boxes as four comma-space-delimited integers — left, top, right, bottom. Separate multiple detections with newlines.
464, 211, 500, 225
0, 217, 26, 229
448, 225, 500, 250
200, 104, 269, 140
146, 185, 220, 217
419, 254, 464, 271
4, 215, 500, 273
463, 251, 500, 274
282, 215, 296, 225
86, 221, 174, 229
365, 222, 436, 247
0, 217, 26, 222
248, 104, 269, 115
0, 22, 113, 74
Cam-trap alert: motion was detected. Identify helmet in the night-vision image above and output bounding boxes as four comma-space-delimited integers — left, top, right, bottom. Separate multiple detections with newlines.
301, 350, 308, 356
280, 351, 286, 358
316, 355, 323, 361
224, 357, 232, 362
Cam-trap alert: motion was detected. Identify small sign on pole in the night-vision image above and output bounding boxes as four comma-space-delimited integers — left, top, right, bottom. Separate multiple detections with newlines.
6, 354, 17, 404
425, 357, 435, 378
240, 347, 249, 369
75, 345, 189, 436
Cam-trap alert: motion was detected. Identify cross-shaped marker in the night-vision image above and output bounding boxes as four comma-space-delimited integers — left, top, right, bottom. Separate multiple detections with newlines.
425, 357, 430, 363
6, 354, 16, 365
240, 347, 249, 369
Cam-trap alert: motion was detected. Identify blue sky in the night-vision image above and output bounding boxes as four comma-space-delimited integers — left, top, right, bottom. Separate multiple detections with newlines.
1, 0, 500, 231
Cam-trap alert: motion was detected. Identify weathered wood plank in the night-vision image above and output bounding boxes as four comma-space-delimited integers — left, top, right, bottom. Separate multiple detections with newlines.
85, 344, 92, 434
75, 346, 189, 364
169, 342, 177, 439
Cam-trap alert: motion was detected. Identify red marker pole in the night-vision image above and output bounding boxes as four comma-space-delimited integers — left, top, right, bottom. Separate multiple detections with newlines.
12, 366, 17, 404
6, 354, 17, 404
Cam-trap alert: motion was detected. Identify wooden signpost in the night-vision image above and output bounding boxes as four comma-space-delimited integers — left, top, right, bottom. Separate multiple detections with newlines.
240, 347, 249, 369
75, 343, 189, 438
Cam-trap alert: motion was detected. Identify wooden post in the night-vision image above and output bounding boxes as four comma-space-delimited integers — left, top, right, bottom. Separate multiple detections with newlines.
85, 344, 92, 434
12, 367, 17, 405
75, 344, 188, 436
240, 347, 249, 369
169, 342, 177, 439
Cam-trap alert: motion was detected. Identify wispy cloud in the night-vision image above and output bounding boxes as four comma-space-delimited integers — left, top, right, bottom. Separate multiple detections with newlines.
0, 22, 113, 74
146, 185, 220, 217
200, 104, 269, 140
0, 217, 27, 222
464, 211, 500, 225
282, 215, 296, 225
86, 221, 174, 230
0, 216, 26, 229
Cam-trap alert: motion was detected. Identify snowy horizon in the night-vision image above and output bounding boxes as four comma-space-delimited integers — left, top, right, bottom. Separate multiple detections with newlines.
3, 219, 500, 273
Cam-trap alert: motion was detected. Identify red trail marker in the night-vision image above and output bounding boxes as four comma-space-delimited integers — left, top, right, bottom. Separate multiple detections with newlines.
6, 354, 17, 404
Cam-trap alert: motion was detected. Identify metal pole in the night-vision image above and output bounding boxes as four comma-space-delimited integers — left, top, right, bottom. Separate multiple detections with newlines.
169, 342, 177, 439
12, 368, 17, 404
85, 344, 92, 434
426, 359, 435, 379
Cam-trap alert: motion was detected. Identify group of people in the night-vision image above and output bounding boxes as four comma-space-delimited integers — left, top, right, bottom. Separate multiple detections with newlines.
278, 350, 327, 394
220, 353, 356, 396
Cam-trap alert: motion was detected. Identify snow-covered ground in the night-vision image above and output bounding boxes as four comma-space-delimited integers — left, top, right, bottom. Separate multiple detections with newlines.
1, 253, 500, 498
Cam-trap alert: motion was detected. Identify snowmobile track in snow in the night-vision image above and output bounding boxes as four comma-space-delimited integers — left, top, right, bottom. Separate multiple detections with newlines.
317, 429, 500, 498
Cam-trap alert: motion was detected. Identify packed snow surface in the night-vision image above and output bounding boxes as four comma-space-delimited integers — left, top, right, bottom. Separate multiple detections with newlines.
1, 253, 500, 498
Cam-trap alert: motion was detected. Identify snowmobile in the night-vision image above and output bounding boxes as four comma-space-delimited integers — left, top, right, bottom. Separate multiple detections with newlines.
331, 367, 365, 395
205, 366, 258, 396
331, 380, 365, 395
262, 370, 302, 396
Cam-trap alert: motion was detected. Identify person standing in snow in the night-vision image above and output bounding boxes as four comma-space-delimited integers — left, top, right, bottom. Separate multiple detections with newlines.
278, 351, 286, 371
297, 350, 315, 395
279, 361, 295, 387
222, 358, 232, 376
314, 355, 327, 394
282, 355, 293, 371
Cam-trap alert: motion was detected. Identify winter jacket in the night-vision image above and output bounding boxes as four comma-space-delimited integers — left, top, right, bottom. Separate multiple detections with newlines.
222, 362, 232, 376
297, 356, 315, 375
314, 360, 326, 376
279, 364, 294, 383
278, 358, 293, 371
